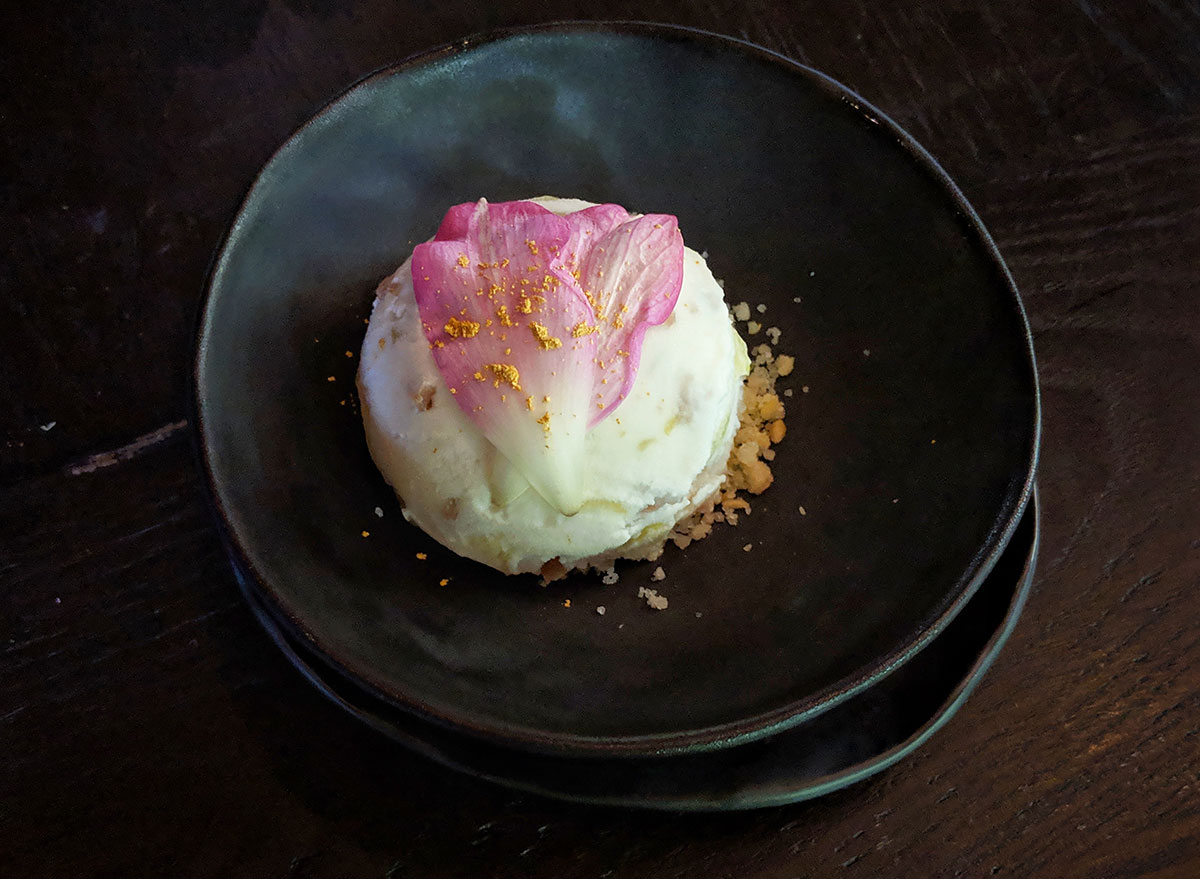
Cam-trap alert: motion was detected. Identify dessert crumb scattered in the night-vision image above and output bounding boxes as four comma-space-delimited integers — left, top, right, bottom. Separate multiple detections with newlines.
415, 552, 427, 560
563, 599, 571, 608
601, 567, 620, 585
695, 611, 703, 619
784, 389, 794, 397
440, 578, 450, 586
747, 321, 762, 335
651, 566, 666, 582
596, 606, 606, 615
637, 587, 669, 610
802, 385, 810, 394
40, 421, 56, 432
743, 543, 753, 552
792, 296, 802, 303
798, 506, 807, 516
863, 348, 871, 356
756, 303, 767, 314
766, 327, 782, 345
360, 530, 370, 537
732, 301, 751, 321
666, 337, 792, 551
374, 506, 384, 518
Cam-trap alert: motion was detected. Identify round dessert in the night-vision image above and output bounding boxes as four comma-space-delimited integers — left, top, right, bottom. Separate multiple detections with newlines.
357, 197, 750, 577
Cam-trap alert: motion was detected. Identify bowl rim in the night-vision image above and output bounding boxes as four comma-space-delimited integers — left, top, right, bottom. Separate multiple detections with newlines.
192, 20, 1042, 758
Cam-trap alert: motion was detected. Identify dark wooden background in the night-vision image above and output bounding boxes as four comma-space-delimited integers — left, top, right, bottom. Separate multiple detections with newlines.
3, 1, 1199, 876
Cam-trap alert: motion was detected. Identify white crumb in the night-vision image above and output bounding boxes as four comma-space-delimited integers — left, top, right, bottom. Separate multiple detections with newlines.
756, 303, 767, 314
732, 301, 751, 321
637, 586, 669, 610
374, 506, 384, 518
651, 566, 666, 582
747, 321, 762, 335
596, 606, 606, 615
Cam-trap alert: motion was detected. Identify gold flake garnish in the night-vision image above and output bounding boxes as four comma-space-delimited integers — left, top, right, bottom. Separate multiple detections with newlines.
536, 411, 551, 432
443, 316, 480, 338
529, 322, 562, 350
456, 254, 469, 267
525, 239, 539, 255
571, 321, 599, 337
525, 396, 534, 411
496, 304, 514, 327
485, 363, 521, 390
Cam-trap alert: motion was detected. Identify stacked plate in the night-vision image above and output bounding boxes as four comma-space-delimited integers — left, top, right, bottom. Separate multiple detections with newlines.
194, 24, 1040, 810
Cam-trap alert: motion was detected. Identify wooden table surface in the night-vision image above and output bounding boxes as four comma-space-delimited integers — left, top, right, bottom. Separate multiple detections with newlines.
4, 2, 1198, 876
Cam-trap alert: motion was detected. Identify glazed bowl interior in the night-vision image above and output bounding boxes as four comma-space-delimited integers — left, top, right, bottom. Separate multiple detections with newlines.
195, 23, 1039, 757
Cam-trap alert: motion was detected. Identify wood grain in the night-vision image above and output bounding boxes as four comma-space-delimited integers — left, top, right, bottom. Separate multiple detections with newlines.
3, 1, 1199, 876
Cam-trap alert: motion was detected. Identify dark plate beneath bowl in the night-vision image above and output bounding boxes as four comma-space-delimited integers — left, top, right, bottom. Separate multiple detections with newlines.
244, 493, 1038, 810
195, 23, 1040, 756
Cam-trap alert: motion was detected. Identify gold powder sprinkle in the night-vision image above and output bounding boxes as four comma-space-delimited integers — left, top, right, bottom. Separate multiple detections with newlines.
485, 363, 521, 390
443, 316, 481, 338
536, 412, 551, 431
525, 396, 534, 411
529, 322, 563, 349
572, 321, 599, 337
526, 239, 539, 255
456, 254, 469, 267
496, 304, 514, 327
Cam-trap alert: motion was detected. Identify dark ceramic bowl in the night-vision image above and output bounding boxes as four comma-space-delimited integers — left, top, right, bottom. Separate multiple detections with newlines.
242, 494, 1039, 809
195, 23, 1039, 758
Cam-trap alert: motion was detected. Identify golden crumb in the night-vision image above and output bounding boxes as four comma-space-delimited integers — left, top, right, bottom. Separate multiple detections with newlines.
361, 530, 370, 538
416, 552, 427, 560
439, 578, 450, 586
667, 339, 793, 551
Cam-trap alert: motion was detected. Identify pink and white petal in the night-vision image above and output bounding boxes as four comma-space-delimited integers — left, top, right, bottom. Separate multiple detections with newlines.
412, 199, 604, 514
576, 213, 685, 423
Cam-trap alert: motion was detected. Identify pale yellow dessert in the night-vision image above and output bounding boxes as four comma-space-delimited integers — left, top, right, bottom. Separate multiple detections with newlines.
358, 197, 750, 576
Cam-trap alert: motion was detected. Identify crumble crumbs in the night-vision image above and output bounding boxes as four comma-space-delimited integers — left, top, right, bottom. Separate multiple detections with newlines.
638, 586, 669, 610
